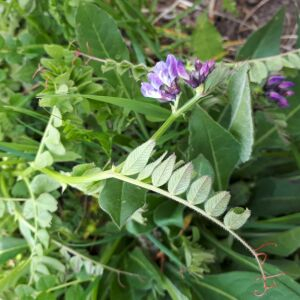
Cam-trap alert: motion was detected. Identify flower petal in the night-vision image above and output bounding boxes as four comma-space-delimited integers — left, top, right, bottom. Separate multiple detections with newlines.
148, 73, 163, 89
176, 60, 189, 80
166, 54, 178, 81
278, 81, 295, 89
141, 82, 162, 99
278, 97, 289, 107
267, 75, 284, 86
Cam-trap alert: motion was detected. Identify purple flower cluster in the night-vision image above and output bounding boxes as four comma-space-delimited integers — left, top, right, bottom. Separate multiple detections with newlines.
141, 54, 215, 102
264, 75, 294, 108
186, 59, 215, 88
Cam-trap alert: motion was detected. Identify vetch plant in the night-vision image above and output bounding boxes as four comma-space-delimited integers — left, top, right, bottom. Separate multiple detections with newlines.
1, 2, 300, 299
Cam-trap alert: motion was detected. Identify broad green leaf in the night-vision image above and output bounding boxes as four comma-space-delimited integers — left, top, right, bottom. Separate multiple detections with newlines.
76, 3, 129, 61
152, 154, 176, 187
189, 106, 240, 190
237, 8, 284, 59
138, 151, 167, 180
192, 154, 215, 180
224, 207, 251, 230
251, 227, 300, 257
99, 178, 146, 227
167, 163, 193, 195
187, 176, 212, 204
0, 237, 27, 265
153, 200, 184, 228
199, 271, 300, 299
33, 151, 53, 169
81, 94, 170, 122
204, 191, 230, 217
126, 248, 164, 292
250, 178, 300, 216
249, 61, 268, 84
30, 174, 60, 195
191, 13, 223, 60
122, 140, 155, 175
228, 64, 253, 163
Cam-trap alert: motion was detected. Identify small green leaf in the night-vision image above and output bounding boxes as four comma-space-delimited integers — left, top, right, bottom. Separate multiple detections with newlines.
152, 154, 176, 187
187, 176, 212, 204
52, 106, 62, 127
37, 193, 57, 213
33, 151, 53, 169
44, 125, 65, 156
23, 193, 57, 228
237, 8, 284, 59
167, 163, 193, 195
99, 178, 146, 228
249, 61, 268, 84
204, 191, 230, 217
37, 229, 50, 248
44, 44, 66, 59
122, 140, 155, 175
191, 13, 223, 60
30, 175, 60, 195
265, 57, 283, 72
224, 207, 251, 230
137, 151, 167, 180
286, 53, 300, 69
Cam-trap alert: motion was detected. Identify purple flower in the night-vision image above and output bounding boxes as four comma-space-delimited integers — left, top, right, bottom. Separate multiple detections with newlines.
264, 75, 294, 108
185, 59, 215, 88
141, 54, 189, 102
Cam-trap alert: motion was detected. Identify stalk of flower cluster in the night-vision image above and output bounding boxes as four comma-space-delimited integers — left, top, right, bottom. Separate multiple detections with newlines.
151, 92, 209, 141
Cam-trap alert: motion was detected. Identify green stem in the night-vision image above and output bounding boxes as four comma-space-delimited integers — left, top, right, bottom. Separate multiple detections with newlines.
23, 178, 38, 246
34, 108, 55, 160
151, 93, 207, 141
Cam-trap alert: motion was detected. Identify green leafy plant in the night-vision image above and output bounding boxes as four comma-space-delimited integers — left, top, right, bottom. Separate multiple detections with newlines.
1, 1, 300, 299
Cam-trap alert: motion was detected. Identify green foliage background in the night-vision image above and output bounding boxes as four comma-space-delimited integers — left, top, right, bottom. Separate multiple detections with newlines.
1, 1, 300, 299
